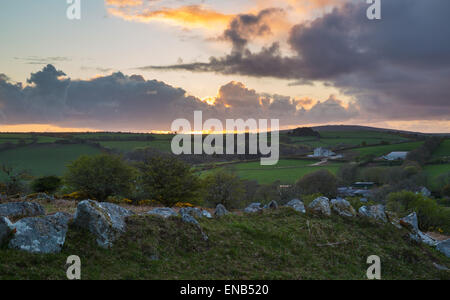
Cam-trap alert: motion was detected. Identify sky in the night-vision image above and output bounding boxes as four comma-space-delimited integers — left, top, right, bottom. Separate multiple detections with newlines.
0, 0, 449, 133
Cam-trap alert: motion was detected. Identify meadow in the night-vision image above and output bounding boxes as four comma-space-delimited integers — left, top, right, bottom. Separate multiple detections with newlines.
286, 130, 409, 148
432, 139, 450, 159
352, 141, 424, 158
201, 159, 343, 185
0, 144, 102, 179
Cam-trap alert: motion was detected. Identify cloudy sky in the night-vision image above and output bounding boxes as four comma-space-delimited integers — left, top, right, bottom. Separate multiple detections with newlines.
0, 0, 449, 133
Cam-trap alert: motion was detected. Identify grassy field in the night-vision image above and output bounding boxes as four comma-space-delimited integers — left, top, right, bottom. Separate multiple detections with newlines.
0, 144, 102, 179
99, 140, 172, 152
353, 141, 424, 158
424, 163, 450, 190
432, 139, 450, 159
1, 208, 448, 280
202, 159, 343, 184
286, 130, 409, 149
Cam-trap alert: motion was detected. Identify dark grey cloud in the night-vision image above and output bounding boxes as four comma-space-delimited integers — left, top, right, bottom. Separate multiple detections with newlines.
222, 8, 285, 53
0, 65, 357, 130
13, 56, 71, 65
144, 0, 450, 121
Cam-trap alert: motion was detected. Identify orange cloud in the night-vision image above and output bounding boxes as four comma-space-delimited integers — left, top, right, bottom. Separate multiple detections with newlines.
108, 5, 234, 29
106, 0, 142, 7
0, 124, 99, 133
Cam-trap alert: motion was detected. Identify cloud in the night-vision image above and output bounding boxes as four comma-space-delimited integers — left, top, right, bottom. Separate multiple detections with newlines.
0, 65, 358, 131
107, 5, 233, 29
146, 0, 450, 121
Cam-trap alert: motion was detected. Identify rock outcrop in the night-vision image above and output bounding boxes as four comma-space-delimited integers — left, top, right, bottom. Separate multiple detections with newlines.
436, 239, 450, 258
0, 202, 45, 219
358, 205, 387, 223
0, 217, 13, 245
330, 199, 356, 217
147, 208, 178, 218
400, 212, 438, 246
8, 212, 72, 253
244, 203, 263, 213
73, 200, 134, 248
308, 197, 331, 216
214, 204, 229, 217
180, 207, 213, 219
285, 199, 306, 213
267, 200, 278, 210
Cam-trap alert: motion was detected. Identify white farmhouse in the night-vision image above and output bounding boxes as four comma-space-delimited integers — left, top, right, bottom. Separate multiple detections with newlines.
309, 147, 336, 158
382, 151, 408, 161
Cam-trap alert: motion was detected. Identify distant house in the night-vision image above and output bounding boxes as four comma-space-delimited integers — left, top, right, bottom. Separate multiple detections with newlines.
352, 182, 375, 190
310, 147, 335, 157
382, 151, 408, 161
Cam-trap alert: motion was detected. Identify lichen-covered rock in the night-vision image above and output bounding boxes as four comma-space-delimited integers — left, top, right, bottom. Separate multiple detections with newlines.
201, 210, 212, 219
400, 212, 420, 231
308, 197, 331, 216
180, 207, 212, 219
8, 212, 72, 253
147, 208, 178, 218
214, 204, 229, 217
181, 213, 199, 226
244, 203, 262, 213
0, 217, 13, 245
436, 239, 450, 258
0, 202, 45, 219
267, 200, 278, 209
285, 199, 306, 213
331, 199, 356, 217
358, 205, 388, 223
181, 213, 208, 241
73, 200, 134, 248
400, 212, 438, 246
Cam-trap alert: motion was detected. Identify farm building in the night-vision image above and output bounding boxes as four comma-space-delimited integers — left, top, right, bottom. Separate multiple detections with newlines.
382, 151, 408, 161
309, 147, 335, 157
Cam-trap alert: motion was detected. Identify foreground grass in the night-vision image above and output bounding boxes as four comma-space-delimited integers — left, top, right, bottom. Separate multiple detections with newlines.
1, 208, 449, 280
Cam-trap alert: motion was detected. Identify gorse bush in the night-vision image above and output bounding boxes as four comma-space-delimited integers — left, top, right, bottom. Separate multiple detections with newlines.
386, 190, 450, 233
31, 176, 62, 194
64, 154, 136, 201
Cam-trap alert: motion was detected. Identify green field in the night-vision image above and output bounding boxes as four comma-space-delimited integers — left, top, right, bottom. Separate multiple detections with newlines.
0, 144, 102, 178
202, 159, 343, 184
353, 141, 424, 158
286, 130, 409, 149
432, 139, 450, 158
424, 163, 450, 189
99, 140, 172, 152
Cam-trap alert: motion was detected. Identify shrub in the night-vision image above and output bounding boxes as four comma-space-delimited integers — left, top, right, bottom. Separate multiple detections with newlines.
64, 154, 136, 201
31, 176, 62, 194
442, 184, 450, 198
337, 163, 359, 185
387, 190, 450, 233
203, 169, 245, 209
296, 169, 337, 198
138, 155, 201, 207
0, 165, 28, 195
